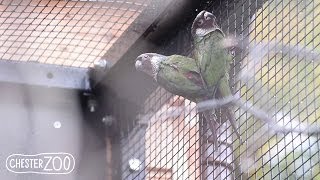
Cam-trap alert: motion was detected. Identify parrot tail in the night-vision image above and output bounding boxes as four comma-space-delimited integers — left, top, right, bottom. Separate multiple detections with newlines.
225, 107, 243, 145
203, 111, 219, 150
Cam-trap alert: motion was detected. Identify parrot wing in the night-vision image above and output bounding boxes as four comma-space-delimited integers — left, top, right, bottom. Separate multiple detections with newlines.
157, 55, 211, 101
194, 30, 233, 93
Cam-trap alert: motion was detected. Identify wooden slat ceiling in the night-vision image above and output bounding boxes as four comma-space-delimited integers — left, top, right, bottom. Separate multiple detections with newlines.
0, 0, 149, 67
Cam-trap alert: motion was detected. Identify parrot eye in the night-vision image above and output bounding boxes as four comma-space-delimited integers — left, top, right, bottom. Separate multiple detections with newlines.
197, 19, 204, 26
205, 15, 211, 20
142, 55, 149, 60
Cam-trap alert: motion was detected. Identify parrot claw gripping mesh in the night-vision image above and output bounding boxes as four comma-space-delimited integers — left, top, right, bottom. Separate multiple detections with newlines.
135, 10, 243, 148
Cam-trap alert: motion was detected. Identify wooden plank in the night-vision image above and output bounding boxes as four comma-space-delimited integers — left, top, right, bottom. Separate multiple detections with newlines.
100, 0, 173, 66
100, 0, 197, 66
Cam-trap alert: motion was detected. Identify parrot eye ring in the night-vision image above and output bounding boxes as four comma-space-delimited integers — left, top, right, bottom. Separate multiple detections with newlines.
142, 55, 149, 60
197, 19, 204, 26
205, 15, 211, 20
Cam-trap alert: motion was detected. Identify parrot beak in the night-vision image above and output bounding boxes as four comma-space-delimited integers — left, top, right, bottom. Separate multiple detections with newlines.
203, 11, 212, 19
198, 10, 206, 18
135, 60, 142, 71
203, 11, 217, 27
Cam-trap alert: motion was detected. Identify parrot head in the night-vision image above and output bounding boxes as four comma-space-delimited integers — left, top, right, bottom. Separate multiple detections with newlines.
135, 53, 165, 80
191, 10, 220, 38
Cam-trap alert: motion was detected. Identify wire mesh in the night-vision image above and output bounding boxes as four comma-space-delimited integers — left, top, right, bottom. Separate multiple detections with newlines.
2, 0, 319, 179
119, 0, 320, 179
0, 0, 149, 67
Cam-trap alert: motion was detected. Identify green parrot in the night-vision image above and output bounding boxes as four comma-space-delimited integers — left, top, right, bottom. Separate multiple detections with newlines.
135, 53, 218, 146
135, 53, 214, 101
191, 10, 232, 91
135, 11, 242, 148
191, 10, 242, 144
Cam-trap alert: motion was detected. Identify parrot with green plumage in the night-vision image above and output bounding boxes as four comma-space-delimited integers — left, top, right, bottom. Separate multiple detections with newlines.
135, 10, 242, 149
191, 10, 231, 91
135, 53, 218, 145
135, 53, 211, 101
191, 10, 242, 145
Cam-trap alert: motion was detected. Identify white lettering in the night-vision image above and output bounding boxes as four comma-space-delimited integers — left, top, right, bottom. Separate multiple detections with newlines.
44, 156, 53, 171
52, 157, 62, 171
38, 159, 43, 168
6, 153, 75, 174
63, 156, 71, 170
9, 159, 15, 168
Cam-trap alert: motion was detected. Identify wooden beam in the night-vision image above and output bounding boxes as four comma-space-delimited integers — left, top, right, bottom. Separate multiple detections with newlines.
99, 0, 172, 66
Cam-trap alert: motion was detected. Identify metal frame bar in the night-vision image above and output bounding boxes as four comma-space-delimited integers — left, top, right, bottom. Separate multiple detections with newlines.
0, 60, 91, 90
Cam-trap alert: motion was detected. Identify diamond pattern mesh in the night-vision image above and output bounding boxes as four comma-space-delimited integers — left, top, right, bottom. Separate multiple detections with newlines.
1, 0, 320, 179
0, 0, 148, 67
119, 0, 320, 179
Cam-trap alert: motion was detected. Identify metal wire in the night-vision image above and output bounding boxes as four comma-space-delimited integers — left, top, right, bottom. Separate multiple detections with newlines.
0, 0, 148, 67
3, 0, 319, 179
118, 0, 320, 179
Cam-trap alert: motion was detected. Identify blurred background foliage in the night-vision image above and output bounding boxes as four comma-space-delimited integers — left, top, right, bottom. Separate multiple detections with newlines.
235, 0, 320, 179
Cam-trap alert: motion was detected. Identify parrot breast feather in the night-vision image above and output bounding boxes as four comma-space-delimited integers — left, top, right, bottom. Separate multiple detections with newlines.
194, 30, 233, 90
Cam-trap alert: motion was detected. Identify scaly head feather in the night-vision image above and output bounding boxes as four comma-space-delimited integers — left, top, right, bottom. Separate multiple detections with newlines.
135, 53, 165, 81
191, 10, 223, 40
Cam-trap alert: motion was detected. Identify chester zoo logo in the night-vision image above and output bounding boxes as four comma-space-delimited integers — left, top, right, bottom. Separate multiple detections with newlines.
6, 153, 75, 174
